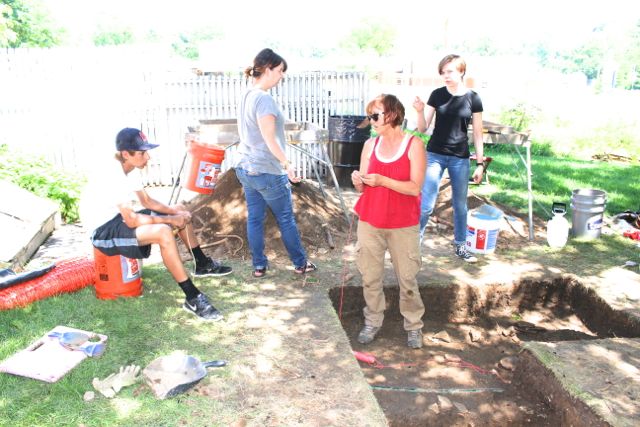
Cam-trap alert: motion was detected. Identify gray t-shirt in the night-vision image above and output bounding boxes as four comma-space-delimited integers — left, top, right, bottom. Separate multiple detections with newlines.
235, 88, 286, 175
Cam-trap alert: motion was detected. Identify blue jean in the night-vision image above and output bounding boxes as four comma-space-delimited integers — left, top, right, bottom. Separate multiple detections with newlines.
419, 152, 470, 245
235, 168, 307, 269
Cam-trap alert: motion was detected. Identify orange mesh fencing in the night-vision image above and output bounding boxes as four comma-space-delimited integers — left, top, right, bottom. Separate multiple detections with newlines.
0, 257, 95, 310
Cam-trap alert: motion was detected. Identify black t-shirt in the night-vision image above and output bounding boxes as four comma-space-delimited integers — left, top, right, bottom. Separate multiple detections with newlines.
426, 87, 483, 158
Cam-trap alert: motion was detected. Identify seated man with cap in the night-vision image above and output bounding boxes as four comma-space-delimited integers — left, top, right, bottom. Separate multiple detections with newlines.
83, 127, 232, 321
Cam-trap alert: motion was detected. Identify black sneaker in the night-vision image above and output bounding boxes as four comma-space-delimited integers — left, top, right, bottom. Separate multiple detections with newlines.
455, 244, 478, 263
183, 293, 223, 321
194, 257, 233, 277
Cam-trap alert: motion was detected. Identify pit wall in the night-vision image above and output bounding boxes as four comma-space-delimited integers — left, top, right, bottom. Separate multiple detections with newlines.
329, 276, 640, 338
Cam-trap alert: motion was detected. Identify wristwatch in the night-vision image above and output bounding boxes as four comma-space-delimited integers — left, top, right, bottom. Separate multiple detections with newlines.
476, 162, 484, 167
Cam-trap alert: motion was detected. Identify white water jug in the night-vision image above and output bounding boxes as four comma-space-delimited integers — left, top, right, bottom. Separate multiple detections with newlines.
547, 202, 569, 248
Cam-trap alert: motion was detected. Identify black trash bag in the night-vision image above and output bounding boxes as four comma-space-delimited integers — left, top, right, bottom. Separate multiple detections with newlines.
0, 264, 56, 290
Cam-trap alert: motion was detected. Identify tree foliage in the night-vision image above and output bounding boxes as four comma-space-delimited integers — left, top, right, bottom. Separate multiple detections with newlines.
0, 0, 60, 47
93, 28, 134, 46
614, 19, 640, 89
340, 18, 396, 57
170, 27, 223, 60
533, 21, 640, 90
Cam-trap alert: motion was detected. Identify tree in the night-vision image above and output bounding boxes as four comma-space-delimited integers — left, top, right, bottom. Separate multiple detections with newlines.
614, 19, 640, 89
340, 18, 396, 57
170, 27, 223, 60
0, 0, 60, 47
93, 28, 134, 46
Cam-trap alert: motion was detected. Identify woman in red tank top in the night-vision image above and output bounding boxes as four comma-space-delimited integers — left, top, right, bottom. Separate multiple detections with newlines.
350, 94, 427, 349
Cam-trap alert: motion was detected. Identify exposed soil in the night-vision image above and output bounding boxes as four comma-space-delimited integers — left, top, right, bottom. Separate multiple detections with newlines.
330, 278, 638, 426
182, 170, 639, 426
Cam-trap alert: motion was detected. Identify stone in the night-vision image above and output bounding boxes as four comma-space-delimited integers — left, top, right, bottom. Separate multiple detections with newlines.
437, 395, 453, 412
468, 328, 482, 342
453, 401, 469, 413
499, 356, 517, 371
432, 330, 452, 343
444, 353, 461, 363
501, 327, 516, 337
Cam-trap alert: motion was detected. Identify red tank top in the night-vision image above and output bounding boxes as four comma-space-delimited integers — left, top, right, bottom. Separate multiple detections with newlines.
354, 134, 421, 228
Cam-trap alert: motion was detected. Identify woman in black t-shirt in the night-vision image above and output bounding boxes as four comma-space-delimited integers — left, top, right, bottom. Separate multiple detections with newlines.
413, 54, 485, 263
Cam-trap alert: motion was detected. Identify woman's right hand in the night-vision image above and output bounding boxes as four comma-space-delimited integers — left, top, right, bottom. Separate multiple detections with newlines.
413, 96, 425, 112
286, 164, 301, 183
351, 170, 364, 191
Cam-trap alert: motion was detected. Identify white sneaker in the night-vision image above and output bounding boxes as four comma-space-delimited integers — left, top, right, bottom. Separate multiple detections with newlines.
455, 244, 478, 263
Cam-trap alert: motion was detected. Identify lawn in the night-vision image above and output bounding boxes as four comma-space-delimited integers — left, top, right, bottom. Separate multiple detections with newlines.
474, 150, 640, 220
0, 264, 250, 426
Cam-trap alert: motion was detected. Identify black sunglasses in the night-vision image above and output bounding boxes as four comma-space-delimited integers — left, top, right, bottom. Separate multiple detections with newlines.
367, 112, 385, 121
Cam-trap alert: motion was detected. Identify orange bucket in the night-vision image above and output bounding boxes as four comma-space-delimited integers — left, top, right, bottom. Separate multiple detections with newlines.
183, 140, 225, 194
93, 247, 143, 299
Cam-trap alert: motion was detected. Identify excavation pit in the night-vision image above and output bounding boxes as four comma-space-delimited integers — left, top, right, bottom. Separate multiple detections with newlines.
330, 277, 640, 426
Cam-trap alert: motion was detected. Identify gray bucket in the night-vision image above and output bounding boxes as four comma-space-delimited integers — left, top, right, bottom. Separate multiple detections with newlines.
570, 189, 607, 239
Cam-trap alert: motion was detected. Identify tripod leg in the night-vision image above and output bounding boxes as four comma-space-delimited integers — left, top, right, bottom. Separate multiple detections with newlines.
168, 151, 188, 205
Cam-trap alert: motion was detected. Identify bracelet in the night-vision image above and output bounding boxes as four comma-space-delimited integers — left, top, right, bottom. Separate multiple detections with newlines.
281, 160, 290, 170
476, 162, 484, 167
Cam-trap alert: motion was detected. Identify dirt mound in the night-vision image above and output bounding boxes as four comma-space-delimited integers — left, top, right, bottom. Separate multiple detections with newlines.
185, 170, 542, 261
186, 169, 350, 260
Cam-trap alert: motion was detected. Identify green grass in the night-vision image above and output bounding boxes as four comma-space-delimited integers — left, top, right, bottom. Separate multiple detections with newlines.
0, 263, 250, 427
473, 150, 640, 220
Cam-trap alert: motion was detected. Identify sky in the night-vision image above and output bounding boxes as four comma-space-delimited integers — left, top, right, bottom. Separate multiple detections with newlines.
41, 0, 639, 68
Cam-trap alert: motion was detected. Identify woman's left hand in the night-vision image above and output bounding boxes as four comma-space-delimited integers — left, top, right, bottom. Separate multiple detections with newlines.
471, 165, 484, 184
360, 173, 385, 187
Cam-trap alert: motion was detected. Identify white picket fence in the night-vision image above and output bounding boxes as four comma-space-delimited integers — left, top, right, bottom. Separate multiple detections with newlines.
0, 47, 369, 185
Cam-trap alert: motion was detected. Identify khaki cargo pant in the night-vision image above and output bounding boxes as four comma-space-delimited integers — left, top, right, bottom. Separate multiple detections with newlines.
356, 220, 424, 331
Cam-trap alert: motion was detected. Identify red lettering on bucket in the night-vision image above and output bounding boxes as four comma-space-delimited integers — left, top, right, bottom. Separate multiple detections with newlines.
120, 256, 141, 283
476, 229, 487, 249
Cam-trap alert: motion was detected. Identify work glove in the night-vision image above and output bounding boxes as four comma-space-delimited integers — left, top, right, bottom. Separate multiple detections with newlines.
92, 364, 141, 398
92, 373, 119, 398
111, 364, 141, 391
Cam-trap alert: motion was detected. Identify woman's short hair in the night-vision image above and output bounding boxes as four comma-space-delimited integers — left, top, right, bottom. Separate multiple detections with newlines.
244, 48, 288, 79
438, 54, 466, 78
366, 94, 405, 128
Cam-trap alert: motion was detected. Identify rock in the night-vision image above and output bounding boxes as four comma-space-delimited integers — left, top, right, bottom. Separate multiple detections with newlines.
453, 401, 469, 413
416, 395, 428, 405
437, 395, 453, 412
432, 330, 452, 343
428, 402, 440, 414
468, 328, 482, 342
83, 391, 95, 402
444, 353, 461, 363
499, 356, 517, 371
501, 327, 516, 337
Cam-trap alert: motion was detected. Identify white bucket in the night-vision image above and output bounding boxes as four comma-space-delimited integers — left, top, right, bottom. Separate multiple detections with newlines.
465, 205, 503, 254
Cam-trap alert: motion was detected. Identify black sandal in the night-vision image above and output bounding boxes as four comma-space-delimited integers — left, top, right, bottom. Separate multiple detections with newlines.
252, 267, 267, 278
294, 261, 317, 275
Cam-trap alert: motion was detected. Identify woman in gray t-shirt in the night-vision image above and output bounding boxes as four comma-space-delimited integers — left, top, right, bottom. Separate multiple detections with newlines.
234, 48, 316, 278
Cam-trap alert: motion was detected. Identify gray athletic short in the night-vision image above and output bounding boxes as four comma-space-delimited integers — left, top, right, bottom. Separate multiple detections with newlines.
91, 209, 160, 259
